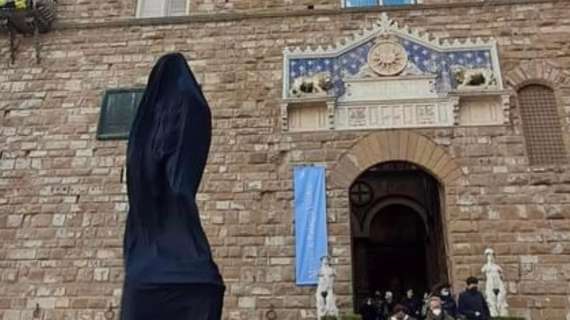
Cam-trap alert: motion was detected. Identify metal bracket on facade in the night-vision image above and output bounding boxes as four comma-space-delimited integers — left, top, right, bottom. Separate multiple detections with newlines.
32, 18, 40, 64
8, 24, 17, 64
30, 0, 41, 64
4, 18, 42, 65
1, 0, 56, 64
326, 100, 336, 130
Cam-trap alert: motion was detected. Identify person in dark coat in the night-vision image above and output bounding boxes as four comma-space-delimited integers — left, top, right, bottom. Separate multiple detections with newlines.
373, 290, 386, 320
457, 277, 490, 320
383, 291, 396, 319
120, 53, 224, 320
361, 297, 378, 320
401, 289, 422, 319
436, 283, 457, 318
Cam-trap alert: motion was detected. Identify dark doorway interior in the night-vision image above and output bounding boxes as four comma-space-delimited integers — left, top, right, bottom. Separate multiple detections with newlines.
351, 161, 448, 309
365, 204, 427, 301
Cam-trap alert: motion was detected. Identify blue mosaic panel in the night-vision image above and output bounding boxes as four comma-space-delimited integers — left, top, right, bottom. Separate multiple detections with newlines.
401, 39, 443, 74
289, 58, 335, 79
335, 42, 374, 96
287, 36, 496, 98
289, 58, 335, 95
401, 39, 449, 93
446, 51, 492, 69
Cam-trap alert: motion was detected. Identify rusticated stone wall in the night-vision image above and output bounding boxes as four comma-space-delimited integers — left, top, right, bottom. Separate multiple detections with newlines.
1, 1, 570, 319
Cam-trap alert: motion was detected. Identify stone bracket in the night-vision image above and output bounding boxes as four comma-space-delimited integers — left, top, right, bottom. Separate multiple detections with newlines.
281, 95, 336, 132
450, 90, 512, 126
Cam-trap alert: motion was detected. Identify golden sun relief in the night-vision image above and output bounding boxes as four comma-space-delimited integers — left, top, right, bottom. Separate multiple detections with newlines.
367, 41, 408, 76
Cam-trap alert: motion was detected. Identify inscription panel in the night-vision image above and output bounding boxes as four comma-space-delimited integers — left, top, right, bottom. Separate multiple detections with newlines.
339, 76, 438, 102
336, 100, 454, 130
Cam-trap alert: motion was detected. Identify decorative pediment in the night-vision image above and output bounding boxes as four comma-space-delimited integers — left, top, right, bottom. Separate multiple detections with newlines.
281, 13, 509, 132
283, 13, 496, 57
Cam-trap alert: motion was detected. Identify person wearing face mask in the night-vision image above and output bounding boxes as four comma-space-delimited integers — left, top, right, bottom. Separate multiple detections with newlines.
426, 297, 455, 320
401, 289, 422, 319
437, 284, 457, 318
458, 277, 491, 320
390, 304, 416, 320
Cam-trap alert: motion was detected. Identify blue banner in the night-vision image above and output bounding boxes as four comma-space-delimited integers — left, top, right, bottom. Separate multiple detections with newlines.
294, 166, 328, 286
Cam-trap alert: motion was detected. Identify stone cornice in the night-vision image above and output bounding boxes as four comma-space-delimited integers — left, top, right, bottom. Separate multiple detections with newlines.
53, 0, 562, 31
283, 12, 497, 56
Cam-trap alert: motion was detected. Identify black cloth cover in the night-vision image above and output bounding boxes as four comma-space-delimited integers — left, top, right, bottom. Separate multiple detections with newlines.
120, 53, 224, 320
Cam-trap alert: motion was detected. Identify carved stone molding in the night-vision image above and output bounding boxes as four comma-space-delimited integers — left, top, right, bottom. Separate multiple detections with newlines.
336, 99, 456, 130
500, 94, 512, 125
505, 59, 568, 90
281, 13, 506, 132
281, 96, 336, 132
450, 91, 512, 127
329, 131, 464, 190
283, 13, 498, 57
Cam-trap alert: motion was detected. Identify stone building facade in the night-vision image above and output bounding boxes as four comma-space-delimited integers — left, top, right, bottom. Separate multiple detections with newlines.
1, 0, 570, 319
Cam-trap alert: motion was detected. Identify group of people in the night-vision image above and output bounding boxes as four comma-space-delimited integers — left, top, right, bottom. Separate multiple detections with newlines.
359, 277, 491, 320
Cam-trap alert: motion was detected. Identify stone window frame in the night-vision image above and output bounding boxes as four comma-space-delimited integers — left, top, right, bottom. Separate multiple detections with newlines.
516, 82, 568, 166
96, 88, 145, 140
342, 0, 422, 8
505, 60, 570, 168
136, 0, 190, 18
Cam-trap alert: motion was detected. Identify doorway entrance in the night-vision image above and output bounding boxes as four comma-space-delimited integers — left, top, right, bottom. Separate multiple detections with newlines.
350, 161, 449, 308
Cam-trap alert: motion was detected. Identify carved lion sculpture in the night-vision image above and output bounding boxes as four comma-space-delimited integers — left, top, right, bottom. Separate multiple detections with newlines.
290, 72, 333, 97
451, 66, 497, 90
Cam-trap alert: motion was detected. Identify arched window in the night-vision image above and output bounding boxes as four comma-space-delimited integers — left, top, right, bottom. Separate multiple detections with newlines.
518, 84, 567, 165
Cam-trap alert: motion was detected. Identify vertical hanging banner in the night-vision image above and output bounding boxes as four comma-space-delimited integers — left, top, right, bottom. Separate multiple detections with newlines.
294, 166, 328, 286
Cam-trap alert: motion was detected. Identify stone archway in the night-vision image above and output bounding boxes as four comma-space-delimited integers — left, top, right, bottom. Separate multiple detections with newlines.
362, 197, 430, 238
328, 130, 464, 311
330, 130, 463, 190
504, 59, 567, 91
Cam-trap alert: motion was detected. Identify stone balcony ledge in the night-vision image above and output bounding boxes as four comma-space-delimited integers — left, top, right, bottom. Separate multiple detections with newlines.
53, 0, 558, 31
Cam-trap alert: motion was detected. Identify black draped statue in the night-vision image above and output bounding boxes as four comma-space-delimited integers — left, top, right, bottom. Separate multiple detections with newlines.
120, 53, 224, 320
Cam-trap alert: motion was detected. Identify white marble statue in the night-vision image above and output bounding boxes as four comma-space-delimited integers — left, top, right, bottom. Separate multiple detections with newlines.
482, 248, 509, 317
316, 256, 339, 318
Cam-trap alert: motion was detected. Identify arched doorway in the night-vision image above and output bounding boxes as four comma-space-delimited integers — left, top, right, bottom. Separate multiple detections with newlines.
351, 161, 449, 308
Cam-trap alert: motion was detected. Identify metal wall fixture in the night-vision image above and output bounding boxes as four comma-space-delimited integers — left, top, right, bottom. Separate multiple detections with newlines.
0, 0, 57, 64
104, 303, 116, 320
265, 304, 277, 320
32, 303, 42, 319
